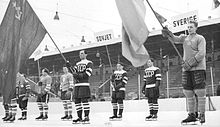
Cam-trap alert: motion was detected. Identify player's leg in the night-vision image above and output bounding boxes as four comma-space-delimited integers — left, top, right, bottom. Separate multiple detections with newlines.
109, 91, 118, 120
72, 98, 83, 123
35, 95, 44, 120
61, 91, 68, 120
193, 70, 206, 124
152, 87, 159, 119
2, 103, 9, 120
117, 91, 125, 119
42, 94, 49, 120
181, 71, 197, 124
81, 98, 90, 122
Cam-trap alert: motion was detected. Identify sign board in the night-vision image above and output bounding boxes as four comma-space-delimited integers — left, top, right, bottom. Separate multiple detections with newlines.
170, 10, 199, 32
94, 29, 114, 43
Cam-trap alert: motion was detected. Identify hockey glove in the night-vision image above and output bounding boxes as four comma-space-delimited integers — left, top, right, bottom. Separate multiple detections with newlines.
187, 57, 198, 67
38, 81, 43, 86
65, 61, 71, 68
182, 61, 192, 71
161, 27, 174, 38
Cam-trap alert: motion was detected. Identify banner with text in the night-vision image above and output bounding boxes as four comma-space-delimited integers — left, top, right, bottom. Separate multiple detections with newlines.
94, 29, 114, 43
171, 10, 199, 32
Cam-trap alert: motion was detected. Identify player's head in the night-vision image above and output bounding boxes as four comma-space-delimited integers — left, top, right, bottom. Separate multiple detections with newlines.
42, 68, 49, 75
116, 63, 123, 70
63, 65, 69, 73
79, 50, 87, 60
187, 20, 198, 35
147, 58, 154, 67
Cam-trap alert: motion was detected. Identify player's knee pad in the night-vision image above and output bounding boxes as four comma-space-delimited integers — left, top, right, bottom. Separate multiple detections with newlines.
194, 89, 206, 97
183, 89, 195, 98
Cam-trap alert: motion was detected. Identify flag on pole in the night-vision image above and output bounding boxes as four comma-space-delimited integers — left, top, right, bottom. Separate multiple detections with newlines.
115, 0, 149, 67
0, 0, 46, 104
154, 11, 167, 24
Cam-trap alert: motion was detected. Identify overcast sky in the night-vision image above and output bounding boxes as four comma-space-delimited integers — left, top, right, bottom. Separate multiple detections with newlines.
0, 0, 219, 52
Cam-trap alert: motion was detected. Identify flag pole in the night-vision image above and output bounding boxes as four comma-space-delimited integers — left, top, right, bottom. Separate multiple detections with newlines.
37, 59, 41, 78
145, 0, 183, 61
46, 32, 67, 62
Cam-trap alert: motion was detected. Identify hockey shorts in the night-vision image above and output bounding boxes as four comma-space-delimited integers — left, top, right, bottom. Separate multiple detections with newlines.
112, 91, 125, 99
74, 86, 91, 99
182, 70, 206, 90
144, 87, 159, 99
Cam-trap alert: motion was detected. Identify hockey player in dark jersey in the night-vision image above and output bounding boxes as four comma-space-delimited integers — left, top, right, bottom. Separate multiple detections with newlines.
60, 65, 74, 120
142, 58, 161, 121
109, 63, 128, 121
35, 68, 52, 120
66, 50, 93, 124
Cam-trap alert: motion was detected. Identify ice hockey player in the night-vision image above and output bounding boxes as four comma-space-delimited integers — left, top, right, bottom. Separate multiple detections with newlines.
162, 20, 207, 124
142, 58, 161, 121
35, 68, 52, 120
16, 73, 30, 120
3, 72, 30, 122
60, 65, 74, 120
109, 63, 128, 121
66, 50, 93, 124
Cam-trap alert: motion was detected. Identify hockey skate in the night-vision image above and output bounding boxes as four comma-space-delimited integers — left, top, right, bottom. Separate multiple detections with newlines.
61, 115, 68, 120
35, 114, 44, 120
145, 114, 155, 121
2, 113, 9, 120
72, 117, 82, 124
18, 116, 26, 120
81, 116, 90, 124
4, 115, 15, 122
42, 115, 48, 120
198, 113, 205, 125
66, 115, 73, 120
109, 115, 119, 121
181, 113, 198, 125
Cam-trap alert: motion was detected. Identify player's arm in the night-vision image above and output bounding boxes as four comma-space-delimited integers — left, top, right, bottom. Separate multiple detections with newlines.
155, 68, 162, 87
162, 28, 186, 44
78, 62, 93, 79
115, 72, 128, 91
68, 74, 74, 91
44, 77, 52, 92
24, 78, 31, 97
142, 73, 147, 94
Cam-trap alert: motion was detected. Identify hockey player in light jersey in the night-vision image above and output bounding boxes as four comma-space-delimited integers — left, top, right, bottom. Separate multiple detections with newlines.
109, 63, 128, 121
60, 65, 74, 120
66, 50, 93, 124
142, 58, 161, 121
3, 72, 30, 122
35, 68, 52, 120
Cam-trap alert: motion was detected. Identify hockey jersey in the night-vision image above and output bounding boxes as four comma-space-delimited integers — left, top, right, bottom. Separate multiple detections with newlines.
38, 74, 52, 94
16, 73, 30, 97
72, 59, 93, 86
60, 72, 74, 91
111, 70, 128, 91
143, 66, 161, 88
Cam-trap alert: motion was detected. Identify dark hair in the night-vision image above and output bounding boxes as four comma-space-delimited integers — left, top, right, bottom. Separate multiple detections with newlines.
43, 68, 49, 74
81, 50, 87, 54
189, 20, 198, 27
149, 58, 154, 62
